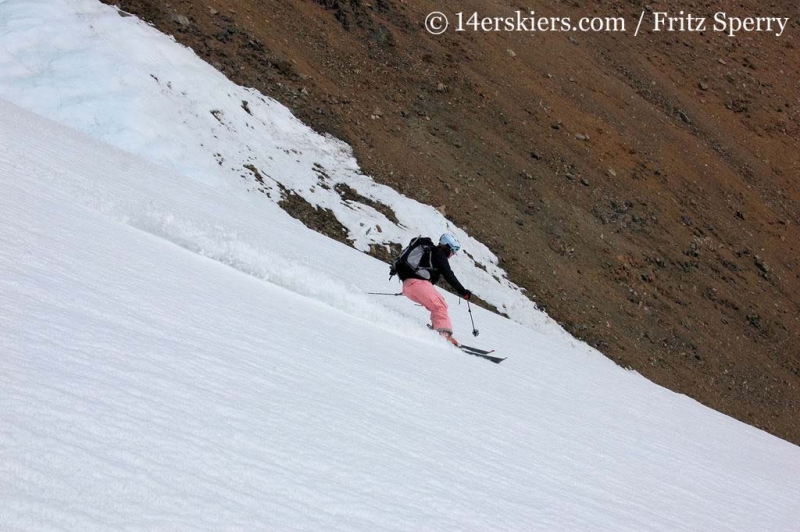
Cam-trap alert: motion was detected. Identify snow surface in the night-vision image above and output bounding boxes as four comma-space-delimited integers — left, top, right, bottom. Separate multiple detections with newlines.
1, 1, 799, 531
2, 98, 799, 532
0, 0, 545, 328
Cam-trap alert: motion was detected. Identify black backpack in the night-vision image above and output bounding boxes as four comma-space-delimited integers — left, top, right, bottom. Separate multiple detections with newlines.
389, 237, 435, 280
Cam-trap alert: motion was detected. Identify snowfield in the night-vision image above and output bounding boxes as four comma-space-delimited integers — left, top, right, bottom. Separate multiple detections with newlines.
1, 1, 799, 531
0, 0, 545, 329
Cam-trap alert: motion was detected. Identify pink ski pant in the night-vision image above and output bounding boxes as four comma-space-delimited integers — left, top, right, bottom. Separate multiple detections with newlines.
402, 279, 452, 333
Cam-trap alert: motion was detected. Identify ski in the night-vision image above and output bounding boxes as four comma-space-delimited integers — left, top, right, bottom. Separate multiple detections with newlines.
458, 344, 495, 355
426, 325, 504, 363
458, 345, 505, 364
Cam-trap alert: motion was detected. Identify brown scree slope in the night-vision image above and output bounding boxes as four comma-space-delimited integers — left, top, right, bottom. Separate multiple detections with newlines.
104, 0, 799, 444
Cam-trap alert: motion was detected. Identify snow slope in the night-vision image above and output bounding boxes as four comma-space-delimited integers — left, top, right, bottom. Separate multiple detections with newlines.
2, 89, 799, 532
1, 1, 799, 530
0, 0, 544, 328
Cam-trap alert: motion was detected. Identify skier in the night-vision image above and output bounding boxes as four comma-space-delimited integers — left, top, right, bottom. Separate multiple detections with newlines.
390, 234, 472, 345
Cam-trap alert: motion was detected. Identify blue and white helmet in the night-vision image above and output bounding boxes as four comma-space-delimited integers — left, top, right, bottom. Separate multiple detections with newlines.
439, 233, 461, 254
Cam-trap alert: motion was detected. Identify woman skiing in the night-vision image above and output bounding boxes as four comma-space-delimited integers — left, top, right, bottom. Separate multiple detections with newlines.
391, 234, 472, 345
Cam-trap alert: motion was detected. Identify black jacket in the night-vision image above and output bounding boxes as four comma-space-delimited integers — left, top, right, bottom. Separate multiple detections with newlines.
399, 244, 468, 296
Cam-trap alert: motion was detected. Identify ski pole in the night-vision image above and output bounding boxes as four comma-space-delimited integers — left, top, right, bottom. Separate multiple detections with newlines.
367, 292, 403, 296
467, 300, 479, 336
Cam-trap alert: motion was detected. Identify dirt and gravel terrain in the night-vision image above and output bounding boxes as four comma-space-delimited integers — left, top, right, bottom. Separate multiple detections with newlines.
103, 0, 799, 444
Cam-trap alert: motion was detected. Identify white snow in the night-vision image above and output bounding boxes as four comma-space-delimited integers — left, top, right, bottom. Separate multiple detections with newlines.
0, 0, 546, 329
1, 2, 799, 531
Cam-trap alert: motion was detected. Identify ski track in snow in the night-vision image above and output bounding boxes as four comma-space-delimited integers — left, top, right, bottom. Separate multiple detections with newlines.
0, 2, 799, 531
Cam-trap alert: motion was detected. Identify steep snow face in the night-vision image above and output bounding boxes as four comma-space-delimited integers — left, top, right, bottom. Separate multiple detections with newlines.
0, 0, 546, 328
2, 97, 800, 532
1, 2, 800, 530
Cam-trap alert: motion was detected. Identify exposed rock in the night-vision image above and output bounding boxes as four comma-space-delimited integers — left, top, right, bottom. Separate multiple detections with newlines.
170, 13, 191, 26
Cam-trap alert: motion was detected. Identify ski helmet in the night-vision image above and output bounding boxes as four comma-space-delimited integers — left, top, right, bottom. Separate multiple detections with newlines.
439, 233, 461, 254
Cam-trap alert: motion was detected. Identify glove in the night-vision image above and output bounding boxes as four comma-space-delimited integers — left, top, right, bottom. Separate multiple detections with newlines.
463, 290, 472, 300
389, 265, 396, 279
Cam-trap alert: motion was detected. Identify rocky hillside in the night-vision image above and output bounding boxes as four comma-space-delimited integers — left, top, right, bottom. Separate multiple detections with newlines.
104, 0, 799, 444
